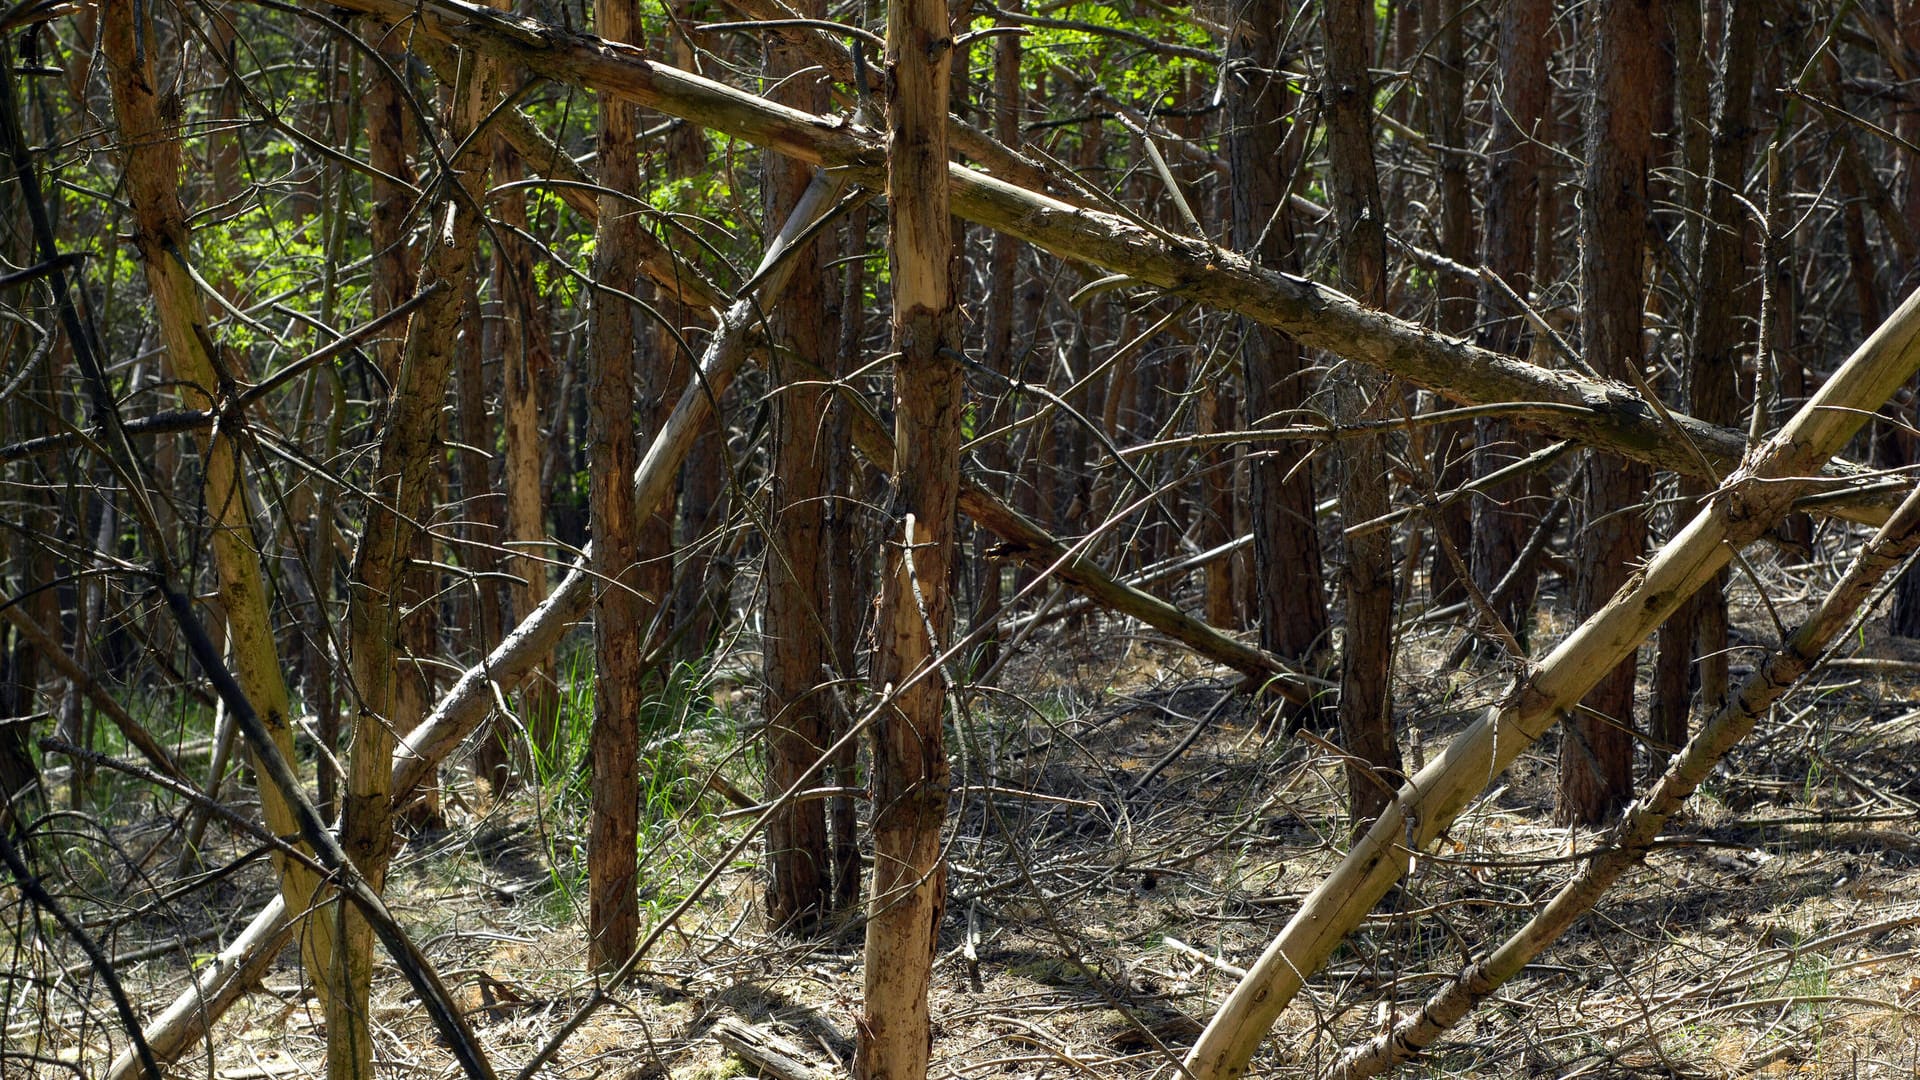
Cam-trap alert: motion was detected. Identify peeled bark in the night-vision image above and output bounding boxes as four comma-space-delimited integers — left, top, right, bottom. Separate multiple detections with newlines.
856, 0, 959, 1071
1183, 284, 1920, 1080
99, 0, 338, 1038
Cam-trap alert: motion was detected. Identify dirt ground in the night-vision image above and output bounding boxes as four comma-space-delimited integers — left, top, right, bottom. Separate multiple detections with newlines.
11, 545, 1920, 1080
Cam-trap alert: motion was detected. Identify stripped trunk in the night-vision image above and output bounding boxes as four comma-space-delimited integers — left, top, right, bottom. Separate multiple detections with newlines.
856, 0, 959, 1068
99, 0, 339, 1046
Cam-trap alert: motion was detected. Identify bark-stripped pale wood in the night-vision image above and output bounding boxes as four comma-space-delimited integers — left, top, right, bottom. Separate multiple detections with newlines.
1180, 287, 1920, 1080
857, 0, 958, 1068
98, 1, 341, 1047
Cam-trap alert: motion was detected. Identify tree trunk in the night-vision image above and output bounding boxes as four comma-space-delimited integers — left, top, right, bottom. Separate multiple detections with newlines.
1420, 0, 1477, 610
1471, 0, 1551, 647
1228, 0, 1329, 687
1651, 0, 1758, 749
856, 0, 959, 1069
492, 130, 561, 779
1561, 0, 1661, 827
1320, 0, 1402, 822
764, 7, 838, 933
99, 0, 339, 1051
586, 0, 646, 975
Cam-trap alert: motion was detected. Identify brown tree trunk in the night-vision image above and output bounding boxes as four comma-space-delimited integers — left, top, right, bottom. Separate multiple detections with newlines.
1320, 0, 1402, 823
586, 0, 647, 976
1561, 0, 1661, 826
1420, 0, 1476, 610
1650, 0, 1757, 750
829, 199, 874, 917
856, 0, 959, 1068
1470, 0, 1551, 648
764, 7, 837, 934
1228, 0, 1329, 686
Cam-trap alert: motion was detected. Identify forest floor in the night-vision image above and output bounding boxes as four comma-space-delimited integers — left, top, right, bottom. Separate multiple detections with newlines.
19, 544, 1920, 1080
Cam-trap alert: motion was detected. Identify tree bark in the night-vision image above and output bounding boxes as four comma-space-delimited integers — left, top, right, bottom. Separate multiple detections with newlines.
587, 0, 646, 974
1561, 0, 1661, 827
764, 5, 838, 933
1471, 0, 1551, 645
1651, 0, 1758, 750
98, 0, 340, 1049
1227, 0, 1329, 682
856, 0, 959, 1069
1320, 0, 1402, 823
1184, 283, 1920, 1080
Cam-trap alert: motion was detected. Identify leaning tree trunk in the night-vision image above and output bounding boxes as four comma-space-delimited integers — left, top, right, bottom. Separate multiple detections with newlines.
586, 0, 647, 976
1227, 0, 1329, 689
1320, 0, 1403, 825
1562, 0, 1661, 826
1327, 472, 1920, 1080
98, 0, 339, 1041
763, 2, 838, 933
856, 0, 959, 1070
1183, 283, 1920, 1080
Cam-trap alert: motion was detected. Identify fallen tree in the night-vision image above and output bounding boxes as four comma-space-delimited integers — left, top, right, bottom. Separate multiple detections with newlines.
277, 0, 1904, 524
1326, 463, 1920, 1080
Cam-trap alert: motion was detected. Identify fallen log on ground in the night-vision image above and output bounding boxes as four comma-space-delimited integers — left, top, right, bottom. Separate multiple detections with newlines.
1326, 472, 1920, 1080
1180, 288, 1920, 1080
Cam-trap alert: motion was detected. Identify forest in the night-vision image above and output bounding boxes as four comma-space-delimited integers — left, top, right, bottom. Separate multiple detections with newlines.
2, 0, 1920, 1076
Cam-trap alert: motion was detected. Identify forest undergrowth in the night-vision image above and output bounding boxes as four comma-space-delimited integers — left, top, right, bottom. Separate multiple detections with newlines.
10, 541, 1920, 1080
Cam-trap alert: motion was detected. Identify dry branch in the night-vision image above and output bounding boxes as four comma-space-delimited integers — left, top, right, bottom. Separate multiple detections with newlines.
1326, 472, 1920, 1080
273, 0, 1904, 523
1180, 287, 1920, 1080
